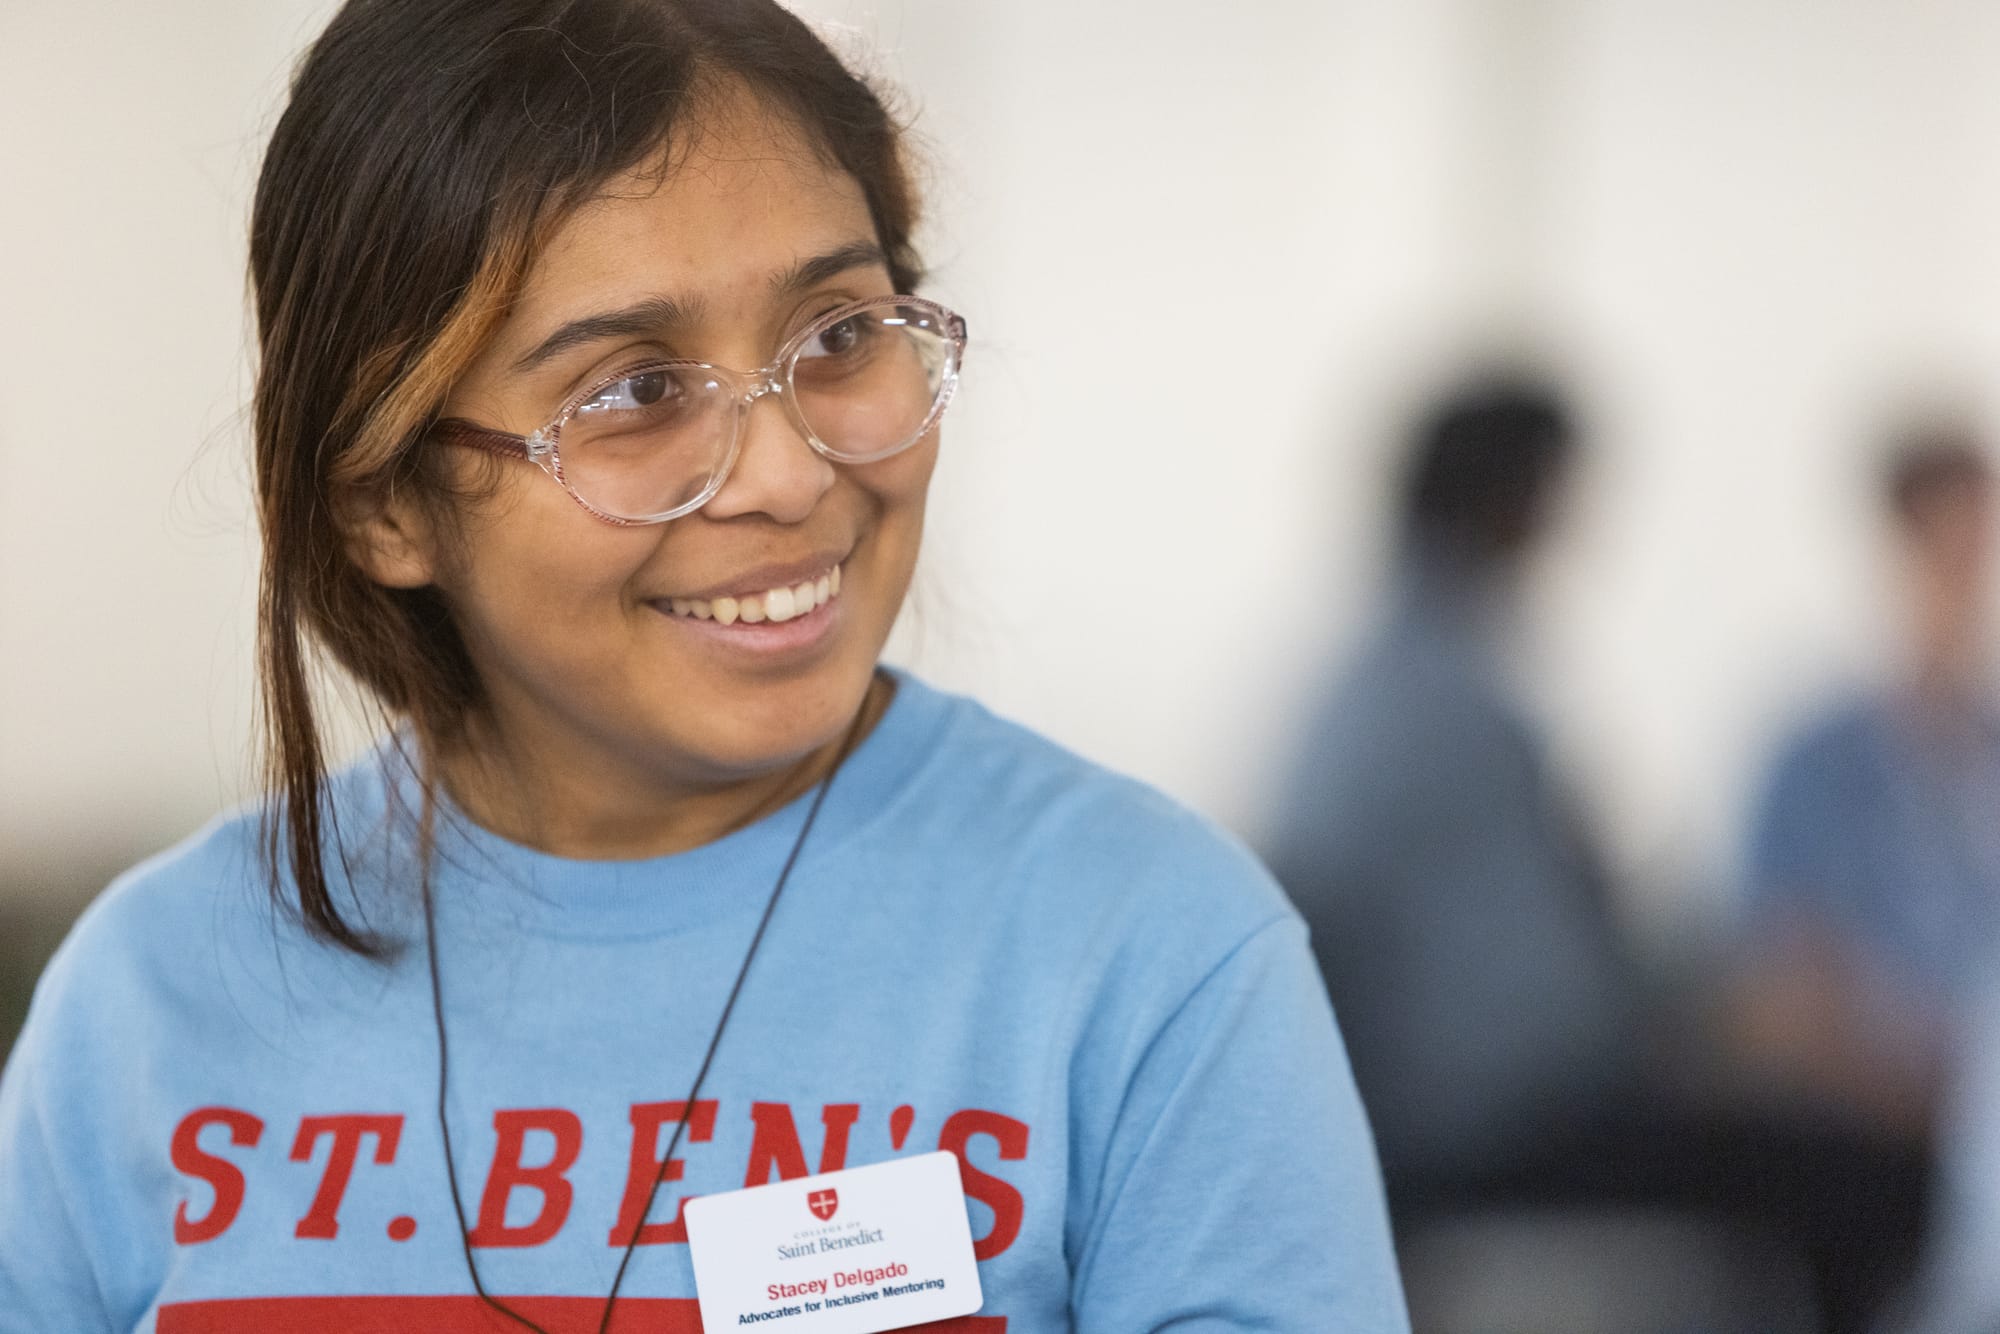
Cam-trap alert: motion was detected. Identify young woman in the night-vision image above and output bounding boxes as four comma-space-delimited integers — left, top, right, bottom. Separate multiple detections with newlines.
0, 2, 1405, 1329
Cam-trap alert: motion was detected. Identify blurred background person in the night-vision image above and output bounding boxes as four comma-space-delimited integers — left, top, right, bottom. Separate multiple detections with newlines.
1262, 373, 1767, 1334
1265, 372, 1646, 1224
1720, 423, 2000, 1332
1732, 425, 2000, 1141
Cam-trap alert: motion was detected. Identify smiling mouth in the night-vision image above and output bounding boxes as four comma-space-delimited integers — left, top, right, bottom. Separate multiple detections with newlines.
659, 563, 842, 626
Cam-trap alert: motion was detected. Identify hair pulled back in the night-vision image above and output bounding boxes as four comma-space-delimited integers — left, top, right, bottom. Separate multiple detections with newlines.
251, 0, 923, 954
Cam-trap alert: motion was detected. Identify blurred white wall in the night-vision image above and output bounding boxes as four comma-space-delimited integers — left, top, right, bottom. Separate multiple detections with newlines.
5, 0, 2000, 930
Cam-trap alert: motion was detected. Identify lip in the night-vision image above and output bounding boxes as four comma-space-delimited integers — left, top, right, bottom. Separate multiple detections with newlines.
666, 549, 849, 604
648, 585, 846, 658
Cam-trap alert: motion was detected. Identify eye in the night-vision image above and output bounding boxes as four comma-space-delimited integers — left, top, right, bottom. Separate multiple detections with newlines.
578, 368, 680, 414
798, 315, 870, 360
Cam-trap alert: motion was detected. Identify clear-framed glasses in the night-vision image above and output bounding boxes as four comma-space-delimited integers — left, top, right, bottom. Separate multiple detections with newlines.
432, 295, 968, 525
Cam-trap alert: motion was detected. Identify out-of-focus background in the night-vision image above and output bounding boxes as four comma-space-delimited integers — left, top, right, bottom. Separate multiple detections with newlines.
7, 2, 2000, 1331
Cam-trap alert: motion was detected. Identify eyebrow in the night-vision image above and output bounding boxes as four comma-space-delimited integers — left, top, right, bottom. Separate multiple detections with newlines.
511, 295, 701, 374
770, 241, 888, 296
510, 241, 890, 374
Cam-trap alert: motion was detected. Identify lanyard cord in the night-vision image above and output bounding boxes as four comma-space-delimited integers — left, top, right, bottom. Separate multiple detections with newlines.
422, 710, 867, 1334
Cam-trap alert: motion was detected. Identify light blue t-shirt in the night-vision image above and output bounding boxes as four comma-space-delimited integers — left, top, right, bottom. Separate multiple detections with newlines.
0, 674, 1406, 1332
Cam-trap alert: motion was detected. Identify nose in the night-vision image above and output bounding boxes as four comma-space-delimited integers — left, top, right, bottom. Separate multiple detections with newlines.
698, 378, 836, 524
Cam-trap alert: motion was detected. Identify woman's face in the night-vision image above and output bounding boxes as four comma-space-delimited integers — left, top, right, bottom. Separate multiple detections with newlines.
413, 97, 936, 801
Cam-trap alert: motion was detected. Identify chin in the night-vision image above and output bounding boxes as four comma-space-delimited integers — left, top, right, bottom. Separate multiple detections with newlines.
647, 656, 879, 782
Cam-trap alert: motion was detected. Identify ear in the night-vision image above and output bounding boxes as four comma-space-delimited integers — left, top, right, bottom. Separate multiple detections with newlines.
338, 484, 439, 590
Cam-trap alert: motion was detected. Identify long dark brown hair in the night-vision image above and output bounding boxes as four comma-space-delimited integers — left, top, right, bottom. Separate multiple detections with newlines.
250, 0, 924, 955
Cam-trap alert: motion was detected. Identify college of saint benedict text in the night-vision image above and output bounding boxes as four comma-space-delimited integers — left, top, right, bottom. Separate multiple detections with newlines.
777, 1223, 884, 1261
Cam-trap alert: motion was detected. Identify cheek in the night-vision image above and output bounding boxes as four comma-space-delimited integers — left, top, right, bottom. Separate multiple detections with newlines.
860, 434, 941, 528
435, 492, 658, 664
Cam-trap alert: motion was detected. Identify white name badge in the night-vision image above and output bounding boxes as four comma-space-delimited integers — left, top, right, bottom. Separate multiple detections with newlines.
684, 1149, 984, 1332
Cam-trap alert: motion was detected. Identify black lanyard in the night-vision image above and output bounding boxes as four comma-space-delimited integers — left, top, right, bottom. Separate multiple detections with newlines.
422, 713, 864, 1334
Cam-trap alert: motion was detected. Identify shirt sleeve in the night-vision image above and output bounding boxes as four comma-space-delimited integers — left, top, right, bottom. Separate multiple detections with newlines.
1066, 915, 1409, 1332
0, 981, 117, 1334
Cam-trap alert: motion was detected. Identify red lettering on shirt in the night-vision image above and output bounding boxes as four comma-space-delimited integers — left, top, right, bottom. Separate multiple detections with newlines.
817, 1103, 859, 1172
607, 1099, 717, 1247
289, 1114, 402, 1240
162, 1096, 1032, 1259
171, 1107, 264, 1244
468, 1108, 582, 1248
742, 1101, 859, 1185
938, 1109, 1029, 1260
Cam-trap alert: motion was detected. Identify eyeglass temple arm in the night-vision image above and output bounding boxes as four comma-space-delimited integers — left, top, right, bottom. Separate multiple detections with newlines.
432, 418, 535, 460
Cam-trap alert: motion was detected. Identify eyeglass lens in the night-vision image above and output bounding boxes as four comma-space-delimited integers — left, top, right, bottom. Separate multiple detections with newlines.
556, 303, 955, 521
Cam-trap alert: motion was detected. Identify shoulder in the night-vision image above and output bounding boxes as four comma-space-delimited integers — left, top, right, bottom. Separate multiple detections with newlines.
1758, 694, 1890, 807
29, 807, 265, 1020
1778, 694, 1881, 762
0, 803, 273, 1164
884, 676, 1298, 955
1746, 695, 1890, 894
24, 747, 401, 1034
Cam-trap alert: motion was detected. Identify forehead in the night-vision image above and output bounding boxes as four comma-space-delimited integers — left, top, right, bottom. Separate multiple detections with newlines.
519, 96, 877, 319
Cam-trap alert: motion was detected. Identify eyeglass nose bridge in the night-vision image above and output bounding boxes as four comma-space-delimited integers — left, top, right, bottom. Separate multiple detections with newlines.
734, 363, 790, 407
723, 362, 824, 460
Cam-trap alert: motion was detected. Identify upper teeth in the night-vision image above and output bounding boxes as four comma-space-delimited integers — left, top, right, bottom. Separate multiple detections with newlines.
668, 564, 841, 625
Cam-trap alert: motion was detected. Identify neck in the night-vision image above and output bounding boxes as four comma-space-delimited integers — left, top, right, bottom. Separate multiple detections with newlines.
1909, 585, 1985, 705
1910, 651, 1982, 719
431, 673, 892, 860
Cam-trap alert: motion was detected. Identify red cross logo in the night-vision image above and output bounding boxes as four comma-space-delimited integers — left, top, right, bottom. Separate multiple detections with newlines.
808, 1189, 839, 1221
